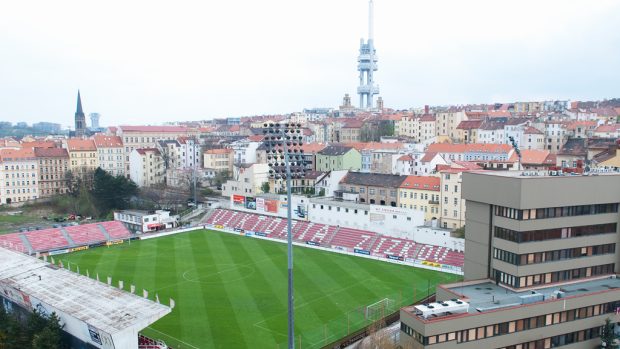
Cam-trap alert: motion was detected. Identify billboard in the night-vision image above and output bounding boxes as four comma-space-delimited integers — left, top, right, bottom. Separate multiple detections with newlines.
245, 197, 256, 210
232, 195, 245, 206
256, 197, 265, 211
265, 199, 278, 213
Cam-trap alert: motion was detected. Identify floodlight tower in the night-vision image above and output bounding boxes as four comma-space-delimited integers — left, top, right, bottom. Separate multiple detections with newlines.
263, 122, 305, 349
357, 0, 379, 109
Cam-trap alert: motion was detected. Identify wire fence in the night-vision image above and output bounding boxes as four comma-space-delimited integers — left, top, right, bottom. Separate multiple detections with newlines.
272, 285, 431, 349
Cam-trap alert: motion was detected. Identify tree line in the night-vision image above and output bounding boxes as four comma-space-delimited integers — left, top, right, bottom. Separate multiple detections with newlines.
0, 302, 65, 349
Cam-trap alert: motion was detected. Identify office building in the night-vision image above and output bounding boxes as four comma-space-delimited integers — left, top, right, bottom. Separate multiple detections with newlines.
400, 171, 620, 348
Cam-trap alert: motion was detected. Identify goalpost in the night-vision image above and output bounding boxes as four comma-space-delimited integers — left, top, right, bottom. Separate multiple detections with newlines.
365, 298, 396, 322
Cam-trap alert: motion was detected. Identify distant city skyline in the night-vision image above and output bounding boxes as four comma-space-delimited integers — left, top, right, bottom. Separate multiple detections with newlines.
1, 0, 619, 128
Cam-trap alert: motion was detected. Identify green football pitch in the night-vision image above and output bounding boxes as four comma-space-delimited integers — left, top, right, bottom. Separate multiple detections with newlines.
61, 229, 460, 349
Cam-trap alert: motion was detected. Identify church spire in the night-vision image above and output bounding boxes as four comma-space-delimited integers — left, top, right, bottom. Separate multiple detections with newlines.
76, 90, 83, 115
74, 90, 86, 137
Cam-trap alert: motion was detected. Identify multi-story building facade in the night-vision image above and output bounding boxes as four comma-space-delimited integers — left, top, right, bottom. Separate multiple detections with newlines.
398, 175, 440, 223
65, 138, 99, 180
316, 145, 361, 172
439, 168, 468, 229
544, 121, 568, 152
222, 163, 269, 197
400, 171, 620, 349
0, 148, 38, 205
33, 147, 69, 197
129, 148, 164, 187
436, 111, 467, 140
339, 172, 406, 207
93, 135, 125, 177
115, 125, 200, 177
203, 148, 234, 174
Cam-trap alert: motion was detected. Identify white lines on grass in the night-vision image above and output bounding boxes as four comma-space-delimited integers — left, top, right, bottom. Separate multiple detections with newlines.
146, 326, 201, 349
253, 279, 365, 329
151, 257, 271, 293
253, 322, 287, 338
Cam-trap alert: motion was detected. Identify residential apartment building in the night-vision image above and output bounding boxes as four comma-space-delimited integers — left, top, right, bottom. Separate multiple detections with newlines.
129, 148, 164, 187
33, 147, 69, 197
439, 168, 467, 229
222, 163, 269, 197
400, 171, 620, 349
544, 121, 568, 152
94, 135, 125, 177
115, 125, 200, 176
65, 138, 99, 179
339, 172, 406, 207
436, 111, 467, 140
0, 148, 38, 205
398, 176, 440, 223
203, 148, 234, 174
456, 120, 483, 143
333, 119, 363, 143
316, 145, 361, 172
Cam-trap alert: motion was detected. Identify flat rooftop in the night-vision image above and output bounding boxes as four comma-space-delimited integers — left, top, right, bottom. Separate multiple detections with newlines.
446, 276, 620, 314
0, 247, 171, 335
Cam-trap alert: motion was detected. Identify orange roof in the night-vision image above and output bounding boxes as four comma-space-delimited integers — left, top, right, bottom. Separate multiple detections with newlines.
20, 140, 56, 149
204, 148, 232, 154
487, 110, 511, 118
301, 143, 327, 153
452, 161, 483, 170
94, 135, 123, 148
427, 143, 512, 154
0, 148, 36, 161
594, 124, 620, 133
524, 127, 544, 135
566, 121, 597, 131
348, 142, 404, 151
420, 152, 439, 162
33, 147, 69, 158
520, 150, 555, 165
397, 154, 413, 161
66, 138, 96, 151
247, 135, 264, 142
399, 176, 440, 190
426, 143, 468, 153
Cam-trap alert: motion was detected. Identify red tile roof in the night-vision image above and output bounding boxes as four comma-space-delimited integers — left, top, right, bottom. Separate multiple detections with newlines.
594, 124, 620, 133
0, 148, 36, 160
399, 176, 440, 191
456, 120, 483, 130
301, 143, 327, 153
420, 152, 439, 162
94, 135, 123, 148
341, 119, 365, 128
566, 121, 597, 131
419, 114, 436, 122
20, 141, 56, 149
524, 127, 544, 135
520, 150, 553, 165
427, 143, 513, 154
66, 138, 96, 151
247, 135, 264, 142
135, 148, 161, 156
33, 147, 69, 158
397, 154, 413, 161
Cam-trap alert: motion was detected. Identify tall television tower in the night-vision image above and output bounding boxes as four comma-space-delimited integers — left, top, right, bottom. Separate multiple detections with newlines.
357, 0, 379, 109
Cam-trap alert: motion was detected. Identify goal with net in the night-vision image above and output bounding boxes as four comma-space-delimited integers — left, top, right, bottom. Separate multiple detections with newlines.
365, 298, 396, 321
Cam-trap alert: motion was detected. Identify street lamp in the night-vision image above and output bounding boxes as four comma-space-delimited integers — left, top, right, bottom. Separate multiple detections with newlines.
263, 122, 305, 349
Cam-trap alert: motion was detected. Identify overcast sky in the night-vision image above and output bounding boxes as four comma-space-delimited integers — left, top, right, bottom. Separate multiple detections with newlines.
1, 0, 619, 128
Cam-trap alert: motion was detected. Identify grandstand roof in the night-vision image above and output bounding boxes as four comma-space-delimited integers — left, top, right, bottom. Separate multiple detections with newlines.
0, 247, 171, 335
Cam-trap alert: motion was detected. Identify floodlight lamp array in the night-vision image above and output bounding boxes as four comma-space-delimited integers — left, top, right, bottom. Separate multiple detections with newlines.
263, 123, 306, 180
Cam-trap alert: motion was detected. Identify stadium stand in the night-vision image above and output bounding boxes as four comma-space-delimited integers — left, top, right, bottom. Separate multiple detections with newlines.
0, 221, 132, 254
0, 233, 27, 253
206, 208, 465, 268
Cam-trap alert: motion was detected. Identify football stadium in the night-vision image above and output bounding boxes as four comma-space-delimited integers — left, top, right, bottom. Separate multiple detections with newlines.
0, 209, 463, 348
